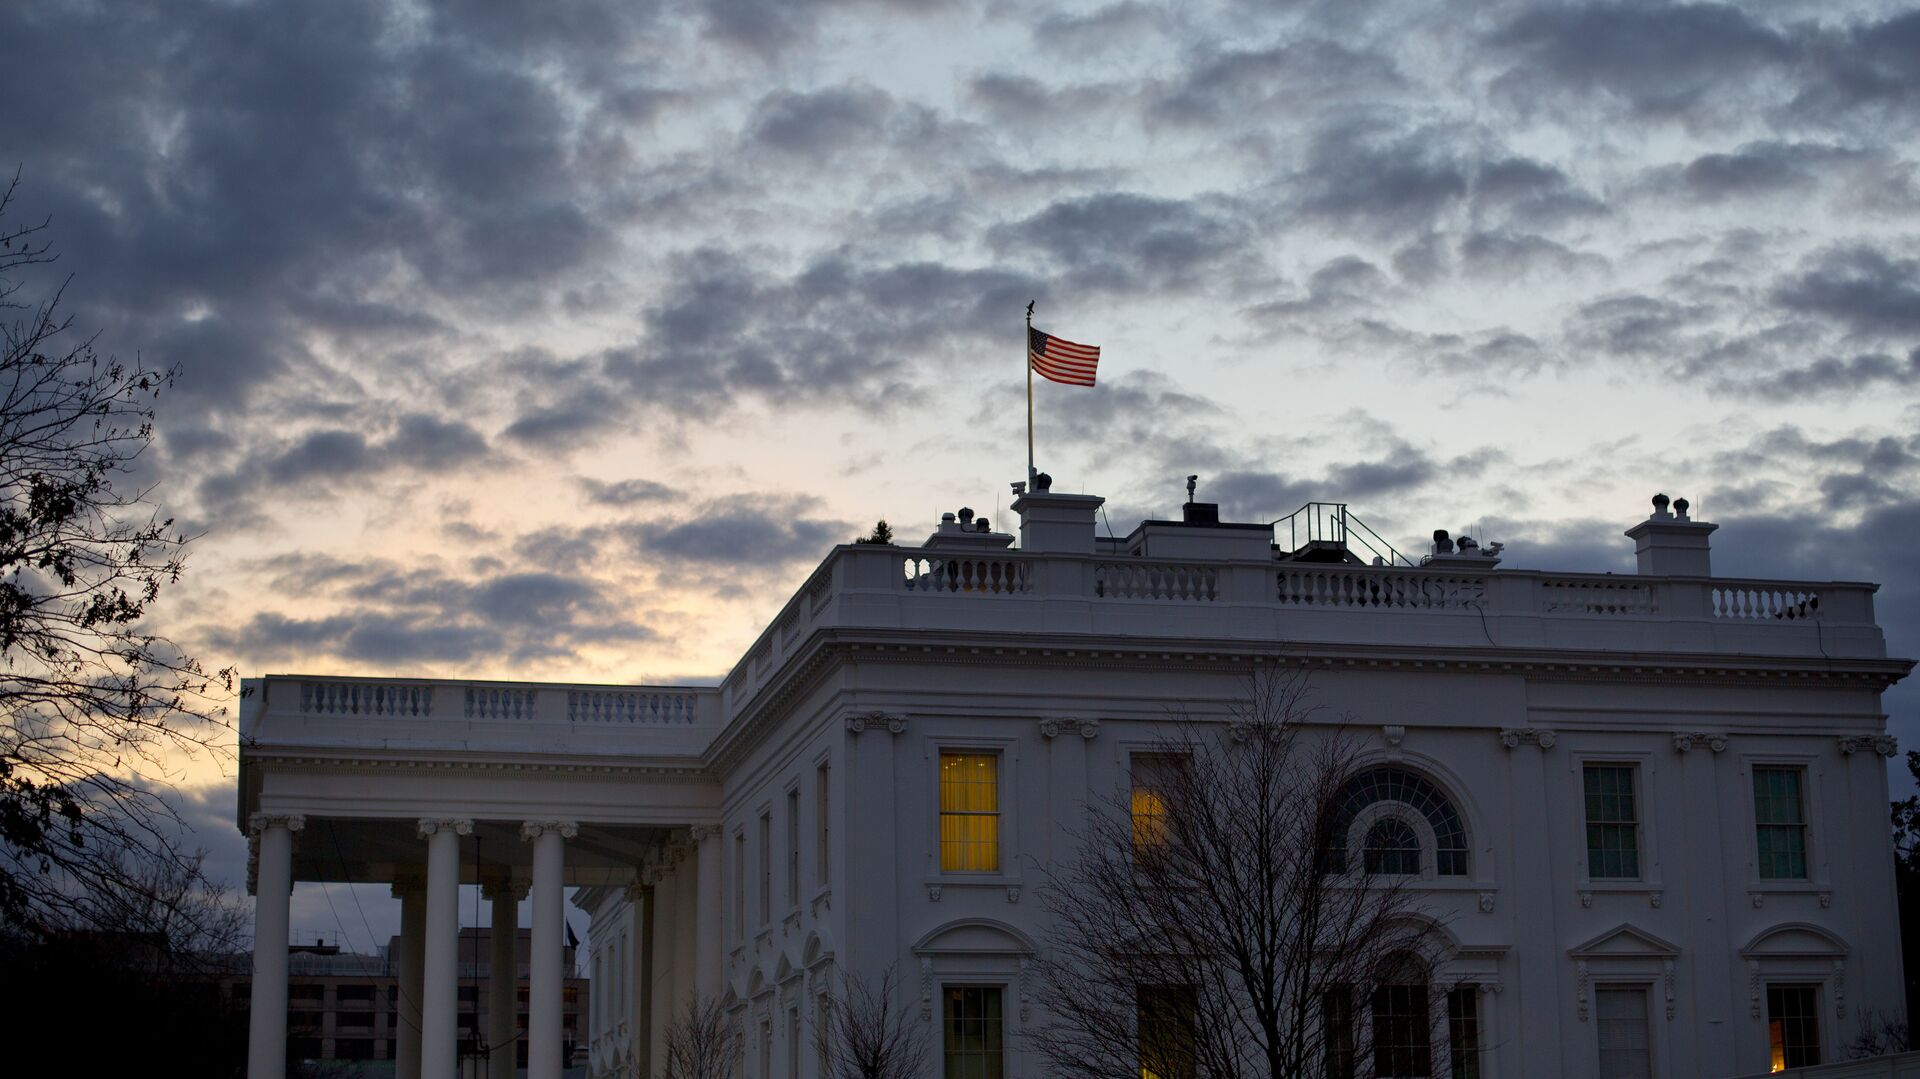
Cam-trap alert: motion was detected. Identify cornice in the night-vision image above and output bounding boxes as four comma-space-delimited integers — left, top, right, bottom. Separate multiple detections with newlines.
245, 750, 710, 779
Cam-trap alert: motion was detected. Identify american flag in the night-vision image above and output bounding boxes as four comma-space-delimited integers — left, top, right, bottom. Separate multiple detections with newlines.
1028, 326, 1100, 387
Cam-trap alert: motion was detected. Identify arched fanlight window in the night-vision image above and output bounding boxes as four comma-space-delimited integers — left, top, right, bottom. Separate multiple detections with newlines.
1363, 817, 1421, 876
1322, 767, 1471, 876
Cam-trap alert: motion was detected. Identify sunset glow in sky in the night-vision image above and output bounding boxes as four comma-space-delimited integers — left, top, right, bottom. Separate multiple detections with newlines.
5, 0, 1918, 944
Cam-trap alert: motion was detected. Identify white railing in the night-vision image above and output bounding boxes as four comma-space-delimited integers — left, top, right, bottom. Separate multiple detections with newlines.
902, 556, 1032, 594
1276, 569, 1486, 609
1096, 562, 1219, 601
1713, 584, 1820, 621
566, 689, 703, 724
1541, 578, 1657, 615
465, 687, 538, 721
299, 681, 434, 717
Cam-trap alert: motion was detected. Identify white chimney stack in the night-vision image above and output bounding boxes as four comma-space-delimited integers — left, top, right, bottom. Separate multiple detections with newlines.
1624, 493, 1716, 576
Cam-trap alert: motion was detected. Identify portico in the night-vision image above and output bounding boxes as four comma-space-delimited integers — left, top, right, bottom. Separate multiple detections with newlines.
238, 681, 726, 1079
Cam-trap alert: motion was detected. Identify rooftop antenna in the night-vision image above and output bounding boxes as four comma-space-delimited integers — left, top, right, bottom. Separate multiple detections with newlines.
1186, 474, 1198, 504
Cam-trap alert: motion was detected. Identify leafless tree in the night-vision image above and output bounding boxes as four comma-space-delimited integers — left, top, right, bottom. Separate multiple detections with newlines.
816, 967, 928, 1079
0, 169, 233, 942
1847, 1008, 1911, 1057
1032, 668, 1450, 1079
661, 995, 741, 1079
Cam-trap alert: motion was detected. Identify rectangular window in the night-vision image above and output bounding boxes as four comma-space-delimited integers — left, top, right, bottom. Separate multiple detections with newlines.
733, 832, 747, 941
1768, 984, 1821, 1070
1130, 753, 1184, 858
1754, 767, 1810, 880
1584, 764, 1642, 880
1371, 984, 1432, 1078
1595, 986, 1651, 1079
817, 760, 832, 885
788, 1007, 801, 1079
1446, 987, 1480, 1079
943, 986, 1005, 1079
759, 812, 772, 924
940, 752, 1000, 873
1322, 988, 1355, 1079
787, 788, 801, 908
1137, 984, 1197, 1079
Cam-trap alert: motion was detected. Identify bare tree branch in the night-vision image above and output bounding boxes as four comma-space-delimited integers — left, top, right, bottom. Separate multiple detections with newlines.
816, 967, 928, 1079
662, 995, 741, 1079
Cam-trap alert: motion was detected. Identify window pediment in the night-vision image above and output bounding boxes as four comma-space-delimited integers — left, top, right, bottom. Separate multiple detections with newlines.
1569, 923, 1681, 959
912, 917, 1037, 956
1741, 922, 1847, 959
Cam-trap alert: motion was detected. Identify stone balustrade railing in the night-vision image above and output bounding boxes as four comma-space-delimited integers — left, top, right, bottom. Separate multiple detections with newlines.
277, 678, 720, 727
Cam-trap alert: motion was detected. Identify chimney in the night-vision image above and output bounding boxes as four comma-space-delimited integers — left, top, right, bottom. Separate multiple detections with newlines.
1010, 472, 1103, 554
1624, 493, 1716, 576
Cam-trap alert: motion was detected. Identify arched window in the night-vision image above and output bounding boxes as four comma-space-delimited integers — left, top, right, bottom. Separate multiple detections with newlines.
1323, 767, 1471, 876
1364, 818, 1421, 876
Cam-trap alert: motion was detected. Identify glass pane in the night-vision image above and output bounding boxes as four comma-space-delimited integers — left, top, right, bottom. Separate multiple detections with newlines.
1371, 984, 1431, 1078
1753, 768, 1809, 880
1137, 984, 1197, 1079
1446, 987, 1479, 1079
941, 753, 1001, 872
1767, 984, 1821, 1069
1596, 987, 1651, 1079
945, 987, 1005, 1079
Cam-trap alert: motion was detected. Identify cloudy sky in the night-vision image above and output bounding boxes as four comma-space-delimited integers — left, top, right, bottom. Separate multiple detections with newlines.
6, 0, 1919, 945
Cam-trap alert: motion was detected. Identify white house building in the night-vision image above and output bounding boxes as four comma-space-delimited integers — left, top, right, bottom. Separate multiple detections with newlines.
238, 482, 1913, 1079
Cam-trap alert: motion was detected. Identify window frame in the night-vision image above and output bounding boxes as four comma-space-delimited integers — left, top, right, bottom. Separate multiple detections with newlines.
940, 982, 1009, 1079
1567, 749, 1663, 894
785, 783, 801, 911
925, 733, 1020, 884
1752, 764, 1812, 882
1592, 982, 1655, 1079
758, 808, 773, 929
731, 827, 748, 946
1582, 761, 1644, 882
815, 753, 832, 896
1739, 753, 1825, 892
1766, 982, 1823, 1070
1129, 751, 1189, 863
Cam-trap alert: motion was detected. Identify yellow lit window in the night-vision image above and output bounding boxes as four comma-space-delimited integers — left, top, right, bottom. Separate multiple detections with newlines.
940, 752, 1000, 872
1131, 754, 1184, 857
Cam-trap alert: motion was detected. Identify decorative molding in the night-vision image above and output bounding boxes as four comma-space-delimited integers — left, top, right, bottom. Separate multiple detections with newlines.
1819, 891, 1833, 908
1018, 956, 1032, 1023
1038, 717, 1099, 740
247, 812, 308, 835
1663, 960, 1676, 1020
1499, 727, 1556, 749
1005, 886, 1021, 904
1749, 960, 1762, 1018
520, 820, 580, 841
926, 884, 942, 902
920, 957, 933, 1021
1578, 891, 1593, 909
417, 817, 474, 839
1835, 958, 1847, 1019
1751, 893, 1765, 909
1672, 732, 1729, 753
1838, 734, 1898, 758
1649, 891, 1664, 909
688, 823, 722, 843
1382, 724, 1406, 748
1477, 892, 1496, 914
1575, 959, 1590, 1021
845, 711, 907, 735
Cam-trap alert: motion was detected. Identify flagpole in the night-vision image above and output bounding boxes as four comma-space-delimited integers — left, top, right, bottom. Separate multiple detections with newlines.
1025, 300, 1035, 487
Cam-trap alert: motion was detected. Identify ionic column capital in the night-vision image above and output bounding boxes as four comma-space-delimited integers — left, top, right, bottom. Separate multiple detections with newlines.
1039, 717, 1099, 740
481, 877, 529, 902
247, 812, 307, 836
391, 870, 426, 899
688, 823, 723, 843
520, 820, 579, 842
417, 817, 474, 839
846, 710, 907, 735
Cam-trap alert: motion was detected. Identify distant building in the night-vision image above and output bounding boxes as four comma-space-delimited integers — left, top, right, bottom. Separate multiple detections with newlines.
213, 931, 585, 1069
240, 482, 1912, 1079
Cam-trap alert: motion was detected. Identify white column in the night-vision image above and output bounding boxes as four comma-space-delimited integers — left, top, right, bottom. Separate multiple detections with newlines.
418, 818, 471, 1079
522, 820, 577, 1079
485, 880, 524, 1079
692, 825, 723, 1001
647, 866, 674, 1074
396, 878, 426, 1079
247, 813, 304, 1079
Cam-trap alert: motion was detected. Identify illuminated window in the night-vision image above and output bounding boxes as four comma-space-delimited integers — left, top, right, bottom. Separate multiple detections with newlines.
1767, 984, 1820, 1070
940, 752, 1000, 872
1754, 767, 1809, 880
1130, 754, 1184, 858
1363, 817, 1421, 876
1136, 984, 1197, 1079
943, 986, 1005, 1079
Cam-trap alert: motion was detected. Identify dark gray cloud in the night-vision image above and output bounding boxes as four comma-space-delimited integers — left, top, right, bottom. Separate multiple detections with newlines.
634, 495, 852, 566
579, 478, 677, 506
1732, 350, 1920, 401
1565, 293, 1718, 359
748, 84, 896, 156
1148, 40, 1408, 128
201, 412, 493, 507
1772, 245, 1920, 338
989, 192, 1269, 295
1651, 141, 1868, 201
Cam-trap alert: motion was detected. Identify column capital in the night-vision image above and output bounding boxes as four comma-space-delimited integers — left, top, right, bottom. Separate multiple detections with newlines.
391, 870, 426, 899
1498, 727, 1556, 750
1039, 717, 1099, 740
247, 812, 307, 835
1673, 731, 1729, 753
1839, 734, 1898, 757
520, 819, 579, 842
417, 817, 474, 839
846, 710, 907, 735
688, 823, 723, 843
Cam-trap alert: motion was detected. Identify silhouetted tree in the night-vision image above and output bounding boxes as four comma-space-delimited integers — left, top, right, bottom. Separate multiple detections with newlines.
1890, 750, 1920, 1034
661, 995, 739, 1079
0, 171, 233, 941
1032, 670, 1449, 1079
855, 520, 894, 545
816, 967, 927, 1079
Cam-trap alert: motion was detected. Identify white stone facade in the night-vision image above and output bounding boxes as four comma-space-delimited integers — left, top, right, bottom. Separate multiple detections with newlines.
239, 489, 1912, 1079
